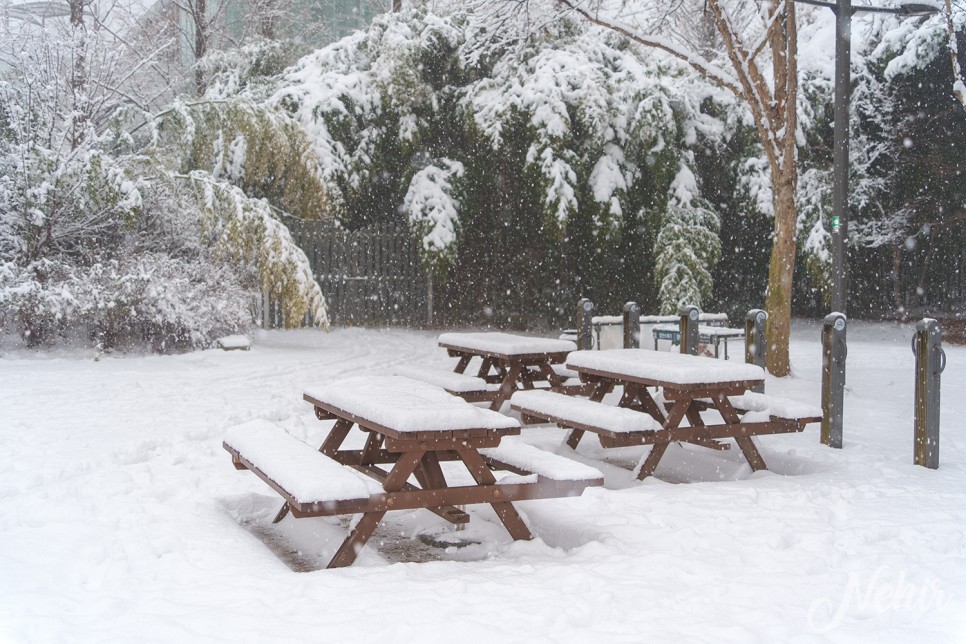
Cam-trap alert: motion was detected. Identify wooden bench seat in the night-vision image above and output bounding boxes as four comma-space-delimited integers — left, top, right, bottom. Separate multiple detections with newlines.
393, 365, 490, 394
698, 392, 822, 426
511, 390, 663, 437
480, 436, 604, 484
224, 419, 377, 515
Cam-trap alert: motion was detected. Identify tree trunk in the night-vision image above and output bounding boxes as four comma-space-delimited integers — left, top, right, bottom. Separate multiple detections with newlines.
194, 0, 208, 95
765, 168, 798, 376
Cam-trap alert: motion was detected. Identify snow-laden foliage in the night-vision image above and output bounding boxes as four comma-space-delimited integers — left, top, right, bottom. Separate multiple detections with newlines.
187, 173, 328, 326
654, 164, 721, 314
272, 7, 729, 318
403, 160, 465, 275
1, 32, 331, 349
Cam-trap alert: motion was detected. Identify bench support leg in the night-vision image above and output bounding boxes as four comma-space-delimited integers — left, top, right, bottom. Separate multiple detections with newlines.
566, 381, 612, 449
326, 450, 425, 569
637, 443, 670, 479
328, 511, 386, 569
272, 503, 290, 524
712, 393, 767, 470
457, 449, 533, 541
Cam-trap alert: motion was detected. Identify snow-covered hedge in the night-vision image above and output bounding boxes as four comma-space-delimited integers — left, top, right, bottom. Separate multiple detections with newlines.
272, 7, 732, 320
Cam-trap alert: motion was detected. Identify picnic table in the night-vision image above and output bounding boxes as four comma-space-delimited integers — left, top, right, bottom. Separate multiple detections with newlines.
430, 332, 590, 409
511, 349, 821, 480
651, 323, 747, 359
224, 375, 603, 568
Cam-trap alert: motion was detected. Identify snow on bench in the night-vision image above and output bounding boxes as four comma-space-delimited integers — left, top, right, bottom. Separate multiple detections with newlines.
223, 419, 374, 507
550, 363, 580, 380
511, 390, 663, 436
394, 365, 489, 394
216, 335, 251, 351
722, 392, 822, 423
481, 436, 603, 483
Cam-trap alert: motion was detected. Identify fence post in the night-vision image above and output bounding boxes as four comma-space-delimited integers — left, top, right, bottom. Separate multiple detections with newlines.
577, 298, 595, 350
745, 309, 767, 393
427, 275, 434, 327
821, 313, 847, 448
913, 318, 944, 469
678, 305, 699, 355
623, 301, 641, 348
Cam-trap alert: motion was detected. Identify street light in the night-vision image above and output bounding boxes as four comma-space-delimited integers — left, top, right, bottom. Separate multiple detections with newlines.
792, 0, 940, 315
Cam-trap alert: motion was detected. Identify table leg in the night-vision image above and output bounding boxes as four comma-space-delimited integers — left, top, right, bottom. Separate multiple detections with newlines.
713, 394, 767, 470
327, 450, 425, 569
634, 399, 691, 480
637, 442, 670, 479
631, 385, 667, 423
490, 363, 523, 411
683, 401, 729, 451
454, 354, 472, 374
360, 431, 384, 466
457, 448, 533, 541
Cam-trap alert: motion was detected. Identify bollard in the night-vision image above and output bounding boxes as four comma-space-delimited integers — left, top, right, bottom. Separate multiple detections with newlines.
678, 305, 699, 355
821, 313, 847, 448
576, 298, 595, 351
912, 318, 945, 469
745, 309, 768, 393
623, 302, 641, 349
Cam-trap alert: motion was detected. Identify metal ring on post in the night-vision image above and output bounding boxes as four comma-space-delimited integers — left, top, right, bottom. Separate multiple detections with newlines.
939, 348, 947, 373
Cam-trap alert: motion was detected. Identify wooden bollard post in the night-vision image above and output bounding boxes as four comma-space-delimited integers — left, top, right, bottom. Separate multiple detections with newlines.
623, 302, 641, 349
678, 305, 699, 355
745, 309, 767, 393
576, 298, 595, 351
913, 318, 944, 469
821, 313, 847, 448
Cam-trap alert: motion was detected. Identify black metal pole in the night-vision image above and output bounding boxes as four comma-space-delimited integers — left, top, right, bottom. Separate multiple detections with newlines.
831, 0, 852, 315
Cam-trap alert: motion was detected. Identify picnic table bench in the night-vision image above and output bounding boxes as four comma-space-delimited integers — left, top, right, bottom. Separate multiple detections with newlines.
511, 349, 821, 479
400, 332, 590, 409
224, 375, 603, 568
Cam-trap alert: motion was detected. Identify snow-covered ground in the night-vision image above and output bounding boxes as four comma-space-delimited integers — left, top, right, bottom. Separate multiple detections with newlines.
1, 320, 964, 642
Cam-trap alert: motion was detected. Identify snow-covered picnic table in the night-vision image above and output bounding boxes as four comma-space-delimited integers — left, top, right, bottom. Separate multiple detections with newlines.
513, 350, 821, 479
651, 323, 747, 359
224, 375, 603, 568
429, 332, 591, 409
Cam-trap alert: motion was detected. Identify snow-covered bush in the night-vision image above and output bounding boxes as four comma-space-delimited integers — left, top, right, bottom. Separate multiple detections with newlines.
0, 254, 250, 350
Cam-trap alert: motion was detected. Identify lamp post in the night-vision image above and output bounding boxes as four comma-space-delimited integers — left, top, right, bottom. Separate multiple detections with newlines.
792, 0, 939, 314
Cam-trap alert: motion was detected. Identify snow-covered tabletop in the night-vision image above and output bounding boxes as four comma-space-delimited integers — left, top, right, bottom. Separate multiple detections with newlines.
438, 332, 577, 357
304, 375, 520, 435
567, 349, 765, 387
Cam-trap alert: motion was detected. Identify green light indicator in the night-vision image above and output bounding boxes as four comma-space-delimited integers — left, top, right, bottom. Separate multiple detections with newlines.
832, 215, 841, 233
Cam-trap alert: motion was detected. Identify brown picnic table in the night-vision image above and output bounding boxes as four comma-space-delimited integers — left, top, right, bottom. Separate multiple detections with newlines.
224, 375, 603, 568
512, 349, 821, 480
435, 332, 591, 409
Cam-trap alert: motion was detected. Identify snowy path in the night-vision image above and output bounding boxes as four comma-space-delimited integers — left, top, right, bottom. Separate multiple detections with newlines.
1, 323, 964, 642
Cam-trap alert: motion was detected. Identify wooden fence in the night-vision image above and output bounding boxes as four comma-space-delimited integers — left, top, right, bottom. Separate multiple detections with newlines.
277, 218, 431, 327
